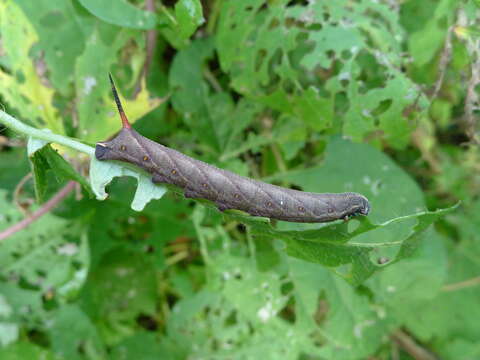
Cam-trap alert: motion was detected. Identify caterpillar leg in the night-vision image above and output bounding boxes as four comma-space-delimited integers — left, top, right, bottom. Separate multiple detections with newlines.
215, 201, 231, 212
184, 189, 201, 199
152, 174, 167, 184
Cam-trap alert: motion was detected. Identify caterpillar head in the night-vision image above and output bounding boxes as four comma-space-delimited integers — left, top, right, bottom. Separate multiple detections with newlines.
95, 127, 141, 162
345, 193, 370, 218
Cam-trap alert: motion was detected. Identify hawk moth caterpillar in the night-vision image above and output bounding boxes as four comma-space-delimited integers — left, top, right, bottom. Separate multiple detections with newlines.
95, 75, 370, 223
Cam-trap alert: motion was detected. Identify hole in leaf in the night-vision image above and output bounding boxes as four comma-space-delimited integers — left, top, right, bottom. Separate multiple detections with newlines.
137, 314, 158, 330
313, 295, 329, 326
27, 329, 50, 348
36, 269, 47, 279
236, 223, 246, 234
377, 256, 390, 265
268, 17, 280, 30
280, 281, 293, 295
278, 299, 296, 324
255, 49, 268, 72
341, 49, 352, 61
282, 79, 295, 93
234, 272, 242, 280
286, 0, 309, 6
224, 310, 237, 326
371, 99, 393, 117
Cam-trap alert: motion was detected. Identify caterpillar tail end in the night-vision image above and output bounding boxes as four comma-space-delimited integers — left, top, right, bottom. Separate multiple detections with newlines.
108, 73, 131, 129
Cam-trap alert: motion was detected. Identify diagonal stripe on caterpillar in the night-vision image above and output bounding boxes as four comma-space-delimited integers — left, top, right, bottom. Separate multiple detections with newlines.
95, 75, 370, 223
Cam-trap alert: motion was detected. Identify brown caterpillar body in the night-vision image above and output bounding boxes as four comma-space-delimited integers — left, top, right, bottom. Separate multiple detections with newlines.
95, 75, 370, 223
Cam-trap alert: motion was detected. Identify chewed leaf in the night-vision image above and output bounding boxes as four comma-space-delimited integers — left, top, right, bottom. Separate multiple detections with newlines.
130, 176, 168, 212
225, 203, 459, 285
0, 190, 89, 295
89, 157, 167, 211
0, 1, 63, 134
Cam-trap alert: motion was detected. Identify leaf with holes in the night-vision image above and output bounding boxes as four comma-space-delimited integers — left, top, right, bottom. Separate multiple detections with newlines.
0, 190, 89, 296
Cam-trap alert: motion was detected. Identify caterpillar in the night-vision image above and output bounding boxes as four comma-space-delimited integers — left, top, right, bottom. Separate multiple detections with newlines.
95, 75, 370, 223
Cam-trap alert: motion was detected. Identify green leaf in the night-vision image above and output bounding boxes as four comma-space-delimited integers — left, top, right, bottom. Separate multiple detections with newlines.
15, 0, 95, 95
110, 332, 171, 360
75, 28, 162, 142
227, 205, 456, 285
215, 0, 416, 143
28, 137, 50, 202
0, 295, 19, 346
0, 342, 58, 360
289, 259, 388, 359
175, 0, 205, 39
169, 37, 220, 150
0, 281, 47, 326
28, 138, 92, 201
79, 248, 158, 344
396, 201, 480, 344
343, 74, 429, 149
407, 0, 456, 66
77, 0, 157, 29
165, 254, 308, 359
0, 148, 30, 193
292, 87, 333, 131
0, 190, 89, 295
441, 339, 480, 360
368, 227, 448, 332
48, 305, 105, 360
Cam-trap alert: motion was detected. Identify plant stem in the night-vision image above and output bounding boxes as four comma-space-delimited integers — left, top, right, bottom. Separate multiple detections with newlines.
13, 172, 33, 215
442, 276, 480, 292
0, 110, 94, 156
391, 330, 438, 360
0, 181, 76, 241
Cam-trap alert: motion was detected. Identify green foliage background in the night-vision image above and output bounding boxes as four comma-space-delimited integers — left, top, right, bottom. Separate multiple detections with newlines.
0, 0, 479, 359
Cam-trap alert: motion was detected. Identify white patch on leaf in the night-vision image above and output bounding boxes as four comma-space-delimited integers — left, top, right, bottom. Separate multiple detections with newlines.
57, 243, 78, 256
353, 319, 375, 338
257, 302, 274, 322
83, 76, 97, 95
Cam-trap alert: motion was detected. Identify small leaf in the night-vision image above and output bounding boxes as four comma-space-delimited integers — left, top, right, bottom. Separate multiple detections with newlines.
27, 137, 92, 201
77, 0, 157, 29
175, 0, 205, 39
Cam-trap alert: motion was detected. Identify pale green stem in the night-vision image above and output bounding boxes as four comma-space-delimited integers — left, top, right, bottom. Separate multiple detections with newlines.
0, 110, 94, 156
